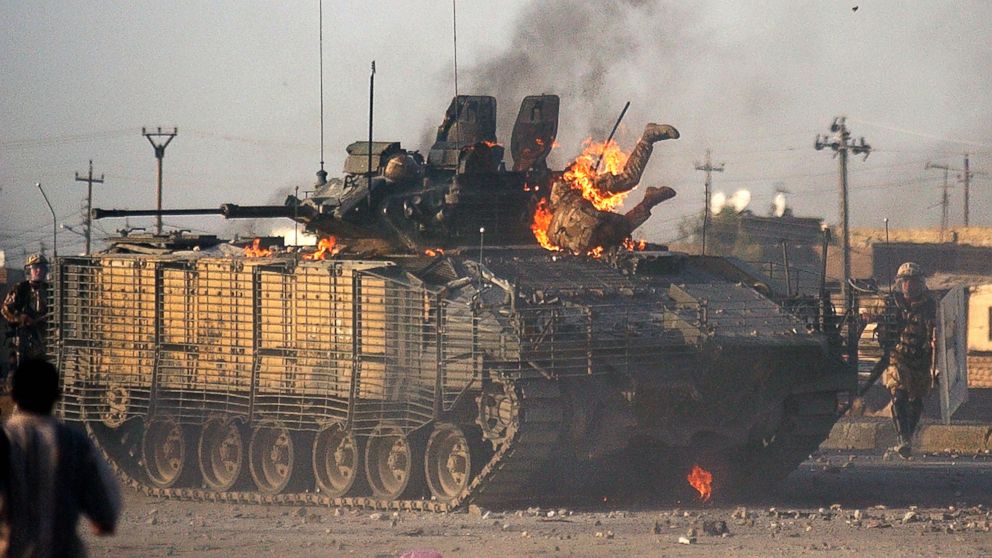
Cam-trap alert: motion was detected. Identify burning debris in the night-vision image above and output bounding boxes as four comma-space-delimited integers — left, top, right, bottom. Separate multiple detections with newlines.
687, 464, 713, 502
243, 238, 274, 257
303, 236, 340, 260
532, 123, 679, 256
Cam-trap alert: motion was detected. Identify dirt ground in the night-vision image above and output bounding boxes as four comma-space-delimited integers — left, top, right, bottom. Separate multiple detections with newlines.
84, 451, 992, 558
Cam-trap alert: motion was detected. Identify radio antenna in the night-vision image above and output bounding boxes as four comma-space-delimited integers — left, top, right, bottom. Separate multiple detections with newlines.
317, 0, 327, 181
451, 0, 460, 144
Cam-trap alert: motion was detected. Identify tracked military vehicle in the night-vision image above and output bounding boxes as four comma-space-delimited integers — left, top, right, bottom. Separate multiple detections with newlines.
48, 95, 854, 510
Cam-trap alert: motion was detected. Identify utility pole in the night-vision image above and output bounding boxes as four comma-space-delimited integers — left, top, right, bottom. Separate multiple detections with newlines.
925, 162, 950, 241
74, 160, 104, 254
694, 149, 724, 256
815, 116, 870, 371
964, 154, 970, 227
142, 127, 178, 235
962, 154, 988, 227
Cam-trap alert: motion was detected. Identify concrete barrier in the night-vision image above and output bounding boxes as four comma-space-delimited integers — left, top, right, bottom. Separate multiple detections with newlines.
821, 418, 992, 454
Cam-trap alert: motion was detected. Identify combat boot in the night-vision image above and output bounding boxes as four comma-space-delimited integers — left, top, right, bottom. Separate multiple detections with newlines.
642, 186, 677, 208
642, 123, 680, 143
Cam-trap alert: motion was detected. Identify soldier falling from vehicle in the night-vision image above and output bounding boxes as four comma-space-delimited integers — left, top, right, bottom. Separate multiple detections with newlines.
544, 123, 680, 254
862, 262, 937, 459
2, 253, 50, 371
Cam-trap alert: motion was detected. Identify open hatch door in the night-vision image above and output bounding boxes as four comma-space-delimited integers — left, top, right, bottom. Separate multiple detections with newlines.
510, 95, 559, 172
938, 285, 969, 424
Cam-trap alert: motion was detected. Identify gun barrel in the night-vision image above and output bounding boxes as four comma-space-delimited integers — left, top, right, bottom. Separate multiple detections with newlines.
92, 204, 297, 220
91, 208, 223, 219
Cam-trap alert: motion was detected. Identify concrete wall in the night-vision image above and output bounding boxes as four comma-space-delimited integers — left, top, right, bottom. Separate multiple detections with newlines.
872, 243, 992, 278
970, 285, 992, 352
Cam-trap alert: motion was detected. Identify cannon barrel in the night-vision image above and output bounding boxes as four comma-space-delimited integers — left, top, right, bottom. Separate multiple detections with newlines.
92, 204, 298, 220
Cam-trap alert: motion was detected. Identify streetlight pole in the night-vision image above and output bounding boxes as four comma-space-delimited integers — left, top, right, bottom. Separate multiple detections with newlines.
36, 183, 57, 259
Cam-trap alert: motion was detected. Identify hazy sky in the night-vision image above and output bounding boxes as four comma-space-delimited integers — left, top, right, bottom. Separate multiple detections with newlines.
2, 1, 991, 257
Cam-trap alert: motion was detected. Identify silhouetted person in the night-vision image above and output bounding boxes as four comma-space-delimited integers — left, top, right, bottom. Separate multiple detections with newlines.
1, 358, 121, 557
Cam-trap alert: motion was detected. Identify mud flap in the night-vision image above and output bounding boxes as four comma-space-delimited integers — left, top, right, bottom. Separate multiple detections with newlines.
937, 285, 969, 424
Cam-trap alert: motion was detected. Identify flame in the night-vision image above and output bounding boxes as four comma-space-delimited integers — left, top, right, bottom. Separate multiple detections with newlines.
243, 238, 273, 257
481, 140, 500, 148
424, 248, 445, 257
563, 138, 631, 211
623, 238, 648, 251
587, 246, 604, 258
531, 198, 560, 252
530, 138, 631, 252
687, 464, 713, 502
303, 236, 339, 260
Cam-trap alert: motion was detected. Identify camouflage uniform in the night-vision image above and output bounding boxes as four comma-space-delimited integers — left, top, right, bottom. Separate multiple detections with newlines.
547, 123, 678, 254
872, 262, 936, 458
2, 255, 50, 368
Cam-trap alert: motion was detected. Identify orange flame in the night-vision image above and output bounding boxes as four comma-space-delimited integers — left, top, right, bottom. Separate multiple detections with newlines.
243, 238, 273, 257
424, 248, 446, 257
563, 138, 631, 211
687, 464, 713, 502
587, 246, 604, 258
623, 238, 648, 251
303, 236, 339, 260
531, 198, 560, 252
530, 138, 631, 251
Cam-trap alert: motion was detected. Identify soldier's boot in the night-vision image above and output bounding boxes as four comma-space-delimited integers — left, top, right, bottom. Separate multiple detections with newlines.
624, 186, 677, 231
889, 390, 913, 459
642, 123, 680, 143
593, 124, 680, 195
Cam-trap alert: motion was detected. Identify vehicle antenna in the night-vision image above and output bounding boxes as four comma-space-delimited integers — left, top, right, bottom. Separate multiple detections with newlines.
594, 101, 630, 174
318, 0, 325, 179
367, 60, 376, 212
451, 0, 460, 144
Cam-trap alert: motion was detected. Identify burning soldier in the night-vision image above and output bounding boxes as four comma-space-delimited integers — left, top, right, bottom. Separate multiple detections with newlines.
546, 123, 680, 254
2, 253, 50, 369
864, 262, 937, 459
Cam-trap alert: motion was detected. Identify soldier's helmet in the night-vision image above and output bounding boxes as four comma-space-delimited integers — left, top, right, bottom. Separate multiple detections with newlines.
25, 253, 49, 268
896, 261, 923, 279
383, 153, 420, 184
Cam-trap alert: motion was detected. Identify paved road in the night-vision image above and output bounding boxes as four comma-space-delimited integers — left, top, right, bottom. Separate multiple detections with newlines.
85, 452, 992, 557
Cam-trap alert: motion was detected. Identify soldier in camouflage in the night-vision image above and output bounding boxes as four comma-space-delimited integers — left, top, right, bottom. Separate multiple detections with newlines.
2, 253, 50, 369
547, 123, 679, 254
873, 261, 937, 458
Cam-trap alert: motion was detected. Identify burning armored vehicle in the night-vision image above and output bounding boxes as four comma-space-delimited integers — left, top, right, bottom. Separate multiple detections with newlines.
47, 94, 854, 509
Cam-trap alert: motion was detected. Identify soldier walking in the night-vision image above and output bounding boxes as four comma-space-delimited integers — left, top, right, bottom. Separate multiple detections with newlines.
866, 262, 937, 458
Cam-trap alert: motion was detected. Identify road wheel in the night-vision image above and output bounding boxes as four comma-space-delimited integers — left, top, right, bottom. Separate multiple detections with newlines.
248, 420, 298, 495
198, 417, 246, 491
313, 422, 364, 497
424, 423, 476, 503
365, 423, 423, 500
142, 416, 192, 488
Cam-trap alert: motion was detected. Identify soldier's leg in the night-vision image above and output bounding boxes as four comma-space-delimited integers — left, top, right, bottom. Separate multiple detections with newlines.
890, 388, 914, 458
907, 397, 924, 436
624, 186, 677, 231
594, 124, 679, 195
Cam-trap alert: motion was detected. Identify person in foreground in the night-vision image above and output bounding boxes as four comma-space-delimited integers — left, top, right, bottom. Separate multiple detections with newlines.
1, 358, 121, 557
